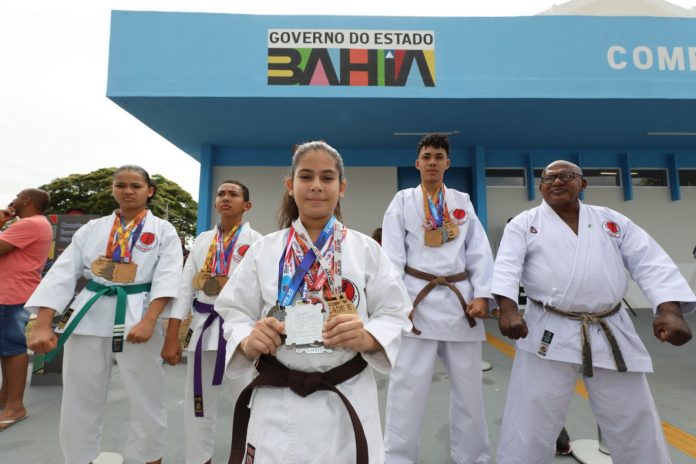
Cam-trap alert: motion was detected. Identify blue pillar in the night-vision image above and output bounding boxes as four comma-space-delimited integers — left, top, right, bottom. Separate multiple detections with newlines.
620, 153, 633, 201
473, 145, 488, 231
525, 152, 536, 201
668, 153, 681, 201
196, 144, 214, 235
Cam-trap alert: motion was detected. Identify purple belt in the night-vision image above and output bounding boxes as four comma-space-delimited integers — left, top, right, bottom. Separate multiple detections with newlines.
193, 300, 226, 417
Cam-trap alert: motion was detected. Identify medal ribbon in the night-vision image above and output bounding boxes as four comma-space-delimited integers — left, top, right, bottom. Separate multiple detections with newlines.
422, 184, 453, 229
294, 220, 344, 297
277, 217, 335, 307
205, 223, 242, 276
106, 210, 147, 263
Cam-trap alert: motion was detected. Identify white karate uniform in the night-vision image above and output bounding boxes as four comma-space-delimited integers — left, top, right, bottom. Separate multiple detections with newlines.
215, 227, 412, 464
381, 186, 494, 464
493, 201, 696, 464
169, 223, 261, 464
25, 211, 183, 464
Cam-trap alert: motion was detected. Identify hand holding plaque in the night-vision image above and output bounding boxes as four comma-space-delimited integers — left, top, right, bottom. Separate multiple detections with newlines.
240, 317, 285, 359
284, 303, 324, 346
322, 313, 380, 353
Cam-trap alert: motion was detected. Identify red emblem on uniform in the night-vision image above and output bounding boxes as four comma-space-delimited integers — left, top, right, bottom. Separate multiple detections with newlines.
135, 232, 158, 252
341, 278, 360, 308
139, 232, 155, 245
233, 244, 251, 263
602, 221, 620, 238
451, 208, 468, 225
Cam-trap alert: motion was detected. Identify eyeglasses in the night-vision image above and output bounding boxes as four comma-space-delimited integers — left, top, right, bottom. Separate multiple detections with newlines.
540, 172, 582, 185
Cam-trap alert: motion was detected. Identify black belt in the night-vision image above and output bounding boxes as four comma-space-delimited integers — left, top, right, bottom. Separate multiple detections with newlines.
229, 354, 369, 464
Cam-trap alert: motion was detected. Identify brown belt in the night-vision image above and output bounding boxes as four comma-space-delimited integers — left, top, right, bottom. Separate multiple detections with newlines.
529, 298, 626, 378
404, 265, 475, 335
229, 354, 369, 464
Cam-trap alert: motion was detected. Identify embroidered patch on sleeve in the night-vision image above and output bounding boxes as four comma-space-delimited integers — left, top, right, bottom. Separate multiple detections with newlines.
602, 221, 620, 238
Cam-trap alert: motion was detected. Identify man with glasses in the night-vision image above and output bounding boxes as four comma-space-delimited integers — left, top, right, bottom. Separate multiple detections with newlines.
492, 160, 694, 464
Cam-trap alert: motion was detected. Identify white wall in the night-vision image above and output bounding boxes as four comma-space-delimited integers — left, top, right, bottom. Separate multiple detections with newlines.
211, 166, 397, 236
487, 185, 696, 308
486, 187, 537, 255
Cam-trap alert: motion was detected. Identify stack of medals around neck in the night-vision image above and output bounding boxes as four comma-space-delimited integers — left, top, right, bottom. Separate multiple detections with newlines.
423, 185, 459, 247
90, 210, 146, 283
273, 218, 358, 353
193, 224, 241, 297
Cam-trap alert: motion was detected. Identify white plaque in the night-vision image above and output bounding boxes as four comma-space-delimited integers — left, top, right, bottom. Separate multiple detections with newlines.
285, 303, 324, 346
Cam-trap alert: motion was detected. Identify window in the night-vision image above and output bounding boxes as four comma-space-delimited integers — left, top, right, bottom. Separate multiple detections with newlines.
486, 168, 525, 187
631, 169, 667, 187
679, 170, 696, 187
583, 169, 620, 186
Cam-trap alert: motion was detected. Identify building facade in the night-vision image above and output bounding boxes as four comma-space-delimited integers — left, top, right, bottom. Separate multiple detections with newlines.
107, 11, 696, 306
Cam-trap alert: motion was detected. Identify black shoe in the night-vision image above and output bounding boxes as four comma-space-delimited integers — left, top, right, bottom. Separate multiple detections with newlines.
556, 427, 572, 456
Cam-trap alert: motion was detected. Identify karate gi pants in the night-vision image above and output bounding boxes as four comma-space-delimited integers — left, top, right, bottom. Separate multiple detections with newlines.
384, 336, 491, 464
496, 350, 671, 464
183, 350, 251, 464
60, 330, 167, 464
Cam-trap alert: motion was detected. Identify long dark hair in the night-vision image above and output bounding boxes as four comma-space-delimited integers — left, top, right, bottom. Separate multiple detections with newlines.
277, 141, 344, 229
113, 165, 157, 203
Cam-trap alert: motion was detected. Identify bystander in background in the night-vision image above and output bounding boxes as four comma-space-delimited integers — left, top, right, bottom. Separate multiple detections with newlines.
0, 188, 52, 431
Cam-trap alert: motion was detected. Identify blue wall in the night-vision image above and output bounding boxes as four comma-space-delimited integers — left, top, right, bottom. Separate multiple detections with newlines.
109, 12, 696, 99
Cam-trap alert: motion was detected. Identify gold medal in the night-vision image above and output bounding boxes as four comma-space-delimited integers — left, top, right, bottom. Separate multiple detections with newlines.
110, 262, 137, 283
216, 275, 229, 290
424, 228, 444, 247
90, 256, 111, 277
102, 262, 115, 281
193, 271, 210, 290
444, 220, 459, 241
203, 276, 222, 296
326, 293, 358, 321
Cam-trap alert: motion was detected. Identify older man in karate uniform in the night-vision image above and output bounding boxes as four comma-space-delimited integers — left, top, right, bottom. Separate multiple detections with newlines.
493, 160, 694, 464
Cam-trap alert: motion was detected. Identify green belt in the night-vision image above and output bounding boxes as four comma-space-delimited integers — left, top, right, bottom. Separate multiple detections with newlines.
40, 280, 151, 366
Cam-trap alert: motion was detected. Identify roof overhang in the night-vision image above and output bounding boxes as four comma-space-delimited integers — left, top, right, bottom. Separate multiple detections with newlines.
107, 12, 696, 160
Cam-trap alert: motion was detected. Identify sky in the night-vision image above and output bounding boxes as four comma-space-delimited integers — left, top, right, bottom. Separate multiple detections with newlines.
1, 0, 695, 208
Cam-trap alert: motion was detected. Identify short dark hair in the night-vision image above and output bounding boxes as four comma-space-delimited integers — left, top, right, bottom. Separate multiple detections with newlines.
219, 179, 250, 201
25, 189, 50, 213
417, 133, 450, 157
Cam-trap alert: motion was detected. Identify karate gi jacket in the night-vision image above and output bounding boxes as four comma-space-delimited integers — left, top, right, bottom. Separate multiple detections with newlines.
493, 201, 696, 372
382, 186, 495, 342
26, 211, 183, 338
216, 227, 412, 463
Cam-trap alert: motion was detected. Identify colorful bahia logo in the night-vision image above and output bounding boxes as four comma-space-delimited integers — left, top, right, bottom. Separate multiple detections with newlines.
267, 29, 435, 86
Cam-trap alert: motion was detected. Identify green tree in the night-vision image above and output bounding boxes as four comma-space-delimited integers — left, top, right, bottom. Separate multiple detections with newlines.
39, 167, 198, 239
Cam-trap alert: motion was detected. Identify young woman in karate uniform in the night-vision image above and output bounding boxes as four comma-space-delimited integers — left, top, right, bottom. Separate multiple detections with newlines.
27, 165, 182, 464
215, 142, 412, 464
